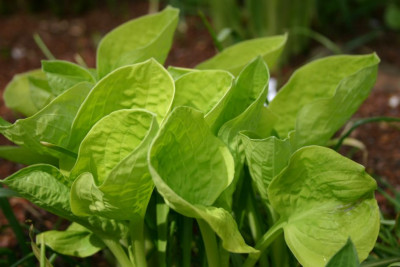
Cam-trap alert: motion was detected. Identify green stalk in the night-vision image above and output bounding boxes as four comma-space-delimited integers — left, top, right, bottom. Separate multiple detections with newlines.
197, 219, 220, 267
243, 219, 286, 267
33, 33, 55, 60
130, 216, 147, 267
39, 234, 46, 267
334, 117, 400, 150
181, 217, 193, 267
0, 194, 34, 265
361, 257, 400, 267
156, 195, 169, 267
101, 238, 134, 267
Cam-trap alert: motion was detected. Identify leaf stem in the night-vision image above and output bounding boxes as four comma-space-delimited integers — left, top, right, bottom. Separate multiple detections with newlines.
101, 238, 134, 267
130, 216, 147, 267
243, 219, 286, 267
181, 217, 192, 267
197, 219, 220, 267
156, 196, 169, 267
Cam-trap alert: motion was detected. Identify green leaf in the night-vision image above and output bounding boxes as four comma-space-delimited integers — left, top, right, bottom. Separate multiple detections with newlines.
1, 165, 127, 239
97, 6, 179, 78
206, 57, 270, 135
167, 66, 197, 80
37, 223, 105, 258
269, 54, 380, 148
325, 238, 359, 267
0, 146, 57, 165
172, 70, 234, 115
69, 59, 174, 151
4, 69, 46, 117
149, 107, 256, 254
0, 82, 92, 158
196, 34, 287, 76
70, 110, 158, 220
42, 60, 95, 96
268, 146, 379, 267
240, 134, 291, 203
28, 76, 54, 111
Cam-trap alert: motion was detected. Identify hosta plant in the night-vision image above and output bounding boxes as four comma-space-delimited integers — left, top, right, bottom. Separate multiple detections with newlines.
0, 6, 381, 267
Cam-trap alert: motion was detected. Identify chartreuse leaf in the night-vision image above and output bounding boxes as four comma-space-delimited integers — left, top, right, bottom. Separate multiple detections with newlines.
172, 70, 234, 115
1, 165, 127, 239
325, 238, 359, 267
42, 60, 95, 95
70, 109, 158, 220
206, 57, 271, 135
0, 82, 92, 158
28, 75, 54, 111
97, 6, 179, 78
0, 146, 57, 165
269, 54, 380, 148
36, 223, 104, 258
167, 66, 197, 80
149, 107, 256, 254
196, 34, 287, 76
239, 133, 291, 203
267, 146, 379, 267
4, 69, 46, 116
69, 59, 174, 151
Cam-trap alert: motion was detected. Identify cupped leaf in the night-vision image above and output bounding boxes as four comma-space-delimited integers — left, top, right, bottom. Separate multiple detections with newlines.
206, 57, 270, 135
268, 146, 379, 267
149, 107, 256, 254
70, 109, 158, 220
69, 59, 174, 151
4, 69, 46, 116
42, 60, 95, 95
269, 54, 380, 146
1, 164, 127, 239
172, 70, 234, 115
97, 6, 179, 78
36, 223, 104, 258
0, 82, 92, 158
240, 133, 291, 203
196, 34, 287, 76
325, 238, 359, 267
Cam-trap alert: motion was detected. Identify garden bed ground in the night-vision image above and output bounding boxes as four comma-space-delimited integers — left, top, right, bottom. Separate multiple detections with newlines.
0, 1, 399, 258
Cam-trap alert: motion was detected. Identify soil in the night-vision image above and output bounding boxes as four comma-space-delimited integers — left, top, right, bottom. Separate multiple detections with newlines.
0, 1, 399, 264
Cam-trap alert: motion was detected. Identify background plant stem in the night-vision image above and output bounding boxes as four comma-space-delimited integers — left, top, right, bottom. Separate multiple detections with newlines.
197, 219, 220, 267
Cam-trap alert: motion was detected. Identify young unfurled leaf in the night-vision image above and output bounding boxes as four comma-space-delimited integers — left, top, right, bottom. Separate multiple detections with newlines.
325, 238, 359, 267
269, 54, 380, 148
267, 146, 379, 267
1, 165, 127, 239
42, 60, 96, 95
206, 57, 270, 135
172, 70, 234, 115
0, 82, 92, 158
69, 59, 174, 151
240, 134, 291, 203
4, 69, 46, 117
70, 110, 158, 220
97, 6, 179, 78
149, 107, 256, 254
36, 223, 105, 258
196, 34, 287, 76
